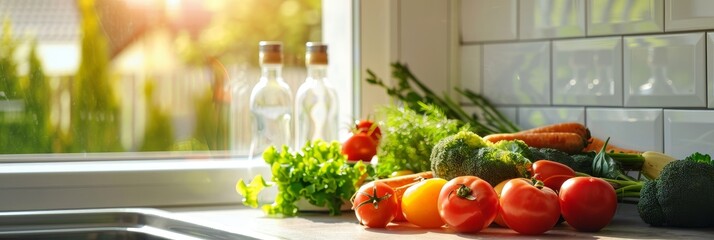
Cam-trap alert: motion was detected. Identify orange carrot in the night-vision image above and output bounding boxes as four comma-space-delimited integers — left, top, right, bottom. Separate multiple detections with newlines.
379, 171, 433, 189
582, 137, 642, 153
393, 181, 419, 200
484, 132, 587, 154
518, 122, 591, 140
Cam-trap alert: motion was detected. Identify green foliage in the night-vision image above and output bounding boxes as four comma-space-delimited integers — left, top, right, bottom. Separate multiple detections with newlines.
375, 103, 469, 178
0, 20, 51, 153
429, 131, 532, 186
176, 0, 322, 66
683, 152, 713, 166
365, 62, 520, 136
255, 140, 371, 217
236, 175, 272, 208
0, 19, 21, 99
139, 81, 175, 151
191, 88, 229, 150
70, 0, 122, 152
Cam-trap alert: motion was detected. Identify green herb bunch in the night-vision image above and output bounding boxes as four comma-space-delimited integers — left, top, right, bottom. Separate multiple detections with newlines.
366, 62, 519, 136
237, 140, 372, 217
375, 103, 469, 178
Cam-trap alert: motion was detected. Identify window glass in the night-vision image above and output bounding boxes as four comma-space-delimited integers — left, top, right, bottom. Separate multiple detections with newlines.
0, 0, 322, 157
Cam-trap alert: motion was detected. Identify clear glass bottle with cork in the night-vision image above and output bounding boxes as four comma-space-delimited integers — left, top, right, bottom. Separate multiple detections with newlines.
294, 42, 338, 149
249, 41, 293, 157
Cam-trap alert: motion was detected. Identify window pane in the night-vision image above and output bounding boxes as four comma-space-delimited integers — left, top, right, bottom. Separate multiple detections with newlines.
0, 0, 322, 156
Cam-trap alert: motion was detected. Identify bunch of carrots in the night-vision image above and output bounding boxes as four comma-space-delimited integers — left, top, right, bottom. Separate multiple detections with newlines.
483, 122, 640, 154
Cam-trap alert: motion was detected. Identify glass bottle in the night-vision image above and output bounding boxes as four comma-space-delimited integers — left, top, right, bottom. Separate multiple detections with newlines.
294, 42, 338, 149
249, 41, 293, 158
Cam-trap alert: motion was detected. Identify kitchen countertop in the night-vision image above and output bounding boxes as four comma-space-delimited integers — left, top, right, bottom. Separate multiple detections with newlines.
168, 203, 714, 239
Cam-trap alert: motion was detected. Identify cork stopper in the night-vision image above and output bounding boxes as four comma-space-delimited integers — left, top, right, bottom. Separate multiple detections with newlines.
259, 41, 283, 65
305, 42, 328, 65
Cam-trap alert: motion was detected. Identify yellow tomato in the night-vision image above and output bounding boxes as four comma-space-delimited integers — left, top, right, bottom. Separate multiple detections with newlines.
401, 178, 447, 228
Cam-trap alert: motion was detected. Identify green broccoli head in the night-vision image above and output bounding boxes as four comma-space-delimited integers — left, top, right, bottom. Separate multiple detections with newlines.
638, 180, 665, 226
637, 159, 714, 227
430, 131, 531, 186
492, 140, 532, 158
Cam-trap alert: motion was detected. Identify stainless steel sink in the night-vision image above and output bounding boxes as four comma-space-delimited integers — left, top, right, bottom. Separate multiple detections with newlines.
0, 208, 272, 240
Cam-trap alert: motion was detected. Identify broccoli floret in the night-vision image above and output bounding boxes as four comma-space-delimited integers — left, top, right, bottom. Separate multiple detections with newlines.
569, 153, 595, 175
638, 180, 665, 226
637, 159, 714, 227
491, 139, 532, 158
430, 131, 531, 186
528, 147, 572, 163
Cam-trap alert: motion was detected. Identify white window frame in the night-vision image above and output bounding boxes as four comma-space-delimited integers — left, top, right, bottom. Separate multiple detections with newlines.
0, 0, 414, 211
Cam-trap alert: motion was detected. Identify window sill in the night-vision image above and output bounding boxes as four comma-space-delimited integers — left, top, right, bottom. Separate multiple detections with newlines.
0, 158, 270, 211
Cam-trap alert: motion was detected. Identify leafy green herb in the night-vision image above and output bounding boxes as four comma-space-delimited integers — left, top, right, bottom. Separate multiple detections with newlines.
237, 140, 371, 217
366, 62, 519, 136
375, 102, 469, 178
683, 152, 713, 166
236, 175, 271, 208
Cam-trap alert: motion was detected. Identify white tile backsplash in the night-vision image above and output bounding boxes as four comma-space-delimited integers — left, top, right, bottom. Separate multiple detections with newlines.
586, 108, 663, 152
623, 33, 706, 107
463, 106, 518, 129
461, 0, 518, 42
459, 1, 714, 155
665, 0, 714, 31
552, 37, 622, 106
519, 0, 586, 40
483, 42, 551, 105
664, 110, 714, 158
587, 0, 664, 36
460, 45, 481, 94
518, 107, 585, 130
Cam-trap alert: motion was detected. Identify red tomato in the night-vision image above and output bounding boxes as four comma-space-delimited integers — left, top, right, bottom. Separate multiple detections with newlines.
531, 160, 576, 192
352, 181, 399, 228
559, 177, 617, 232
342, 133, 377, 162
438, 176, 499, 233
499, 178, 561, 235
355, 120, 382, 143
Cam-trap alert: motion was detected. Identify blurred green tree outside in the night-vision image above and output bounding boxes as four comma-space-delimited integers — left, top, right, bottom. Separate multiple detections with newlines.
69, 0, 123, 152
0, 20, 52, 153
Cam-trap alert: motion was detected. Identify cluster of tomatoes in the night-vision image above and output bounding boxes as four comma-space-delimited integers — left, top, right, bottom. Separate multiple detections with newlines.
352, 160, 618, 235
341, 120, 382, 162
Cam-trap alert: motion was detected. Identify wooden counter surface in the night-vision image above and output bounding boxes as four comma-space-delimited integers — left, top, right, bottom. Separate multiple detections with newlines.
169, 203, 714, 239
